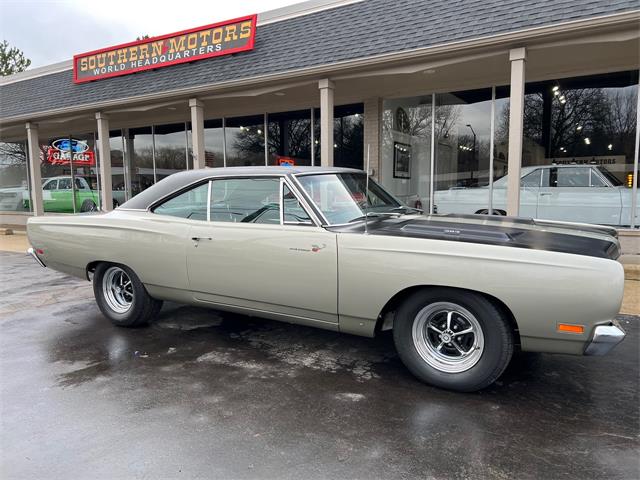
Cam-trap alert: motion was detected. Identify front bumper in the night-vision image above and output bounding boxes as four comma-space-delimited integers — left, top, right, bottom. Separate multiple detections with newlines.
584, 321, 626, 356
27, 247, 46, 268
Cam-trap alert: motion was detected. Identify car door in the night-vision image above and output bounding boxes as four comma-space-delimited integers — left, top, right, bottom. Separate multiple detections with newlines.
186, 176, 338, 325
42, 179, 58, 212
537, 167, 621, 224
55, 177, 74, 213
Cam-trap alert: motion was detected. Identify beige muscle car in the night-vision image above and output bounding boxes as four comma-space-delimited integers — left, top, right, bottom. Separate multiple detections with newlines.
26, 166, 626, 392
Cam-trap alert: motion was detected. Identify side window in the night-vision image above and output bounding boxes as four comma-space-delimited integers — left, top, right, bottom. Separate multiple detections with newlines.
75, 178, 88, 190
154, 182, 209, 220
590, 169, 606, 187
43, 180, 57, 190
555, 167, 590, 187
210, 178, 280, 224
521, 169, 541, 187
283, 184, 313, 225
58, 178, 71, 190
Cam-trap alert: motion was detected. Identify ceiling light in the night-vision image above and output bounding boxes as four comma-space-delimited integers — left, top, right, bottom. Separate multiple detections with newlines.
552, 86, 559, 92
576, 125, 582, 131
608, 144, 613, 150
554, 90, 560, 96
584, 138, 591, 145
560, 98, 566, 104
257, 129, 262, 134
333, 144, 338, 148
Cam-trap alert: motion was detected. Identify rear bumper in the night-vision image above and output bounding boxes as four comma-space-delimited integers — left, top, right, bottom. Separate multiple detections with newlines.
27, 247, 46, 268
584, 321, 626, 356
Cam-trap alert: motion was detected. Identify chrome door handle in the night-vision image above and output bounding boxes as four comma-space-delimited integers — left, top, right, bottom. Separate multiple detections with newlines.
539, 192, 552, 196
191, 237, 212, 241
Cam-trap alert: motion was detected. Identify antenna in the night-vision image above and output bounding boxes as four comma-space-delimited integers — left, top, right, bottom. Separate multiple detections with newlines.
365, 144, 370, 235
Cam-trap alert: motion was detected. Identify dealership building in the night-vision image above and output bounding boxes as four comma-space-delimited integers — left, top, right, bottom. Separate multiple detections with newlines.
0, 0, 639, 241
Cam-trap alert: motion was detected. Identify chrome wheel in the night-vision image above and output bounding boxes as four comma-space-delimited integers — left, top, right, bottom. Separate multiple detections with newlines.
102, 266, 134, 314
412, 302, 484, 373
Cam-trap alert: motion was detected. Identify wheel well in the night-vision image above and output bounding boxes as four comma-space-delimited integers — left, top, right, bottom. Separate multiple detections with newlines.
86, 260, 108, 280
375, 285, 521, 348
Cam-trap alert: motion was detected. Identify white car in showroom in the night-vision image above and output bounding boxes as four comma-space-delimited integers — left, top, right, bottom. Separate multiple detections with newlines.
434, 165, 639, 226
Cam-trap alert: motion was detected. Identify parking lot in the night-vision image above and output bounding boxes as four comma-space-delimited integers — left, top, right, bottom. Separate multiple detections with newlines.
1, 250, 638, 479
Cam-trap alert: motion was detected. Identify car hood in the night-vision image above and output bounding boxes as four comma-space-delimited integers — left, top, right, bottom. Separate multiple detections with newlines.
328, 213, 620, 260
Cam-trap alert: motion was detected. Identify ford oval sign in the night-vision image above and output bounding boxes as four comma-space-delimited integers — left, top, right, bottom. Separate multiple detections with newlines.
47, 138, 95, 166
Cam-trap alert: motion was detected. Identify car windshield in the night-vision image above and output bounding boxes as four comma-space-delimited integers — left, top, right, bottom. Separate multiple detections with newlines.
296, 172, 408, 224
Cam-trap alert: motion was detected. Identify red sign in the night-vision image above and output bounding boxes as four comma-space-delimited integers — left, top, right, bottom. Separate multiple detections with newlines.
277, 157, 296, 166
46, 138, 96, 166
73, 15, 257, 83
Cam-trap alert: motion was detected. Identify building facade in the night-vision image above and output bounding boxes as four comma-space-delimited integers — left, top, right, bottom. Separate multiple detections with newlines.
0, 0, 639, 233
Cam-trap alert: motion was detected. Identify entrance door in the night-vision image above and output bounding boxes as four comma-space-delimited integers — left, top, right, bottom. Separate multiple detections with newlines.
186, 177, 338, 324
537, 166, 621, 225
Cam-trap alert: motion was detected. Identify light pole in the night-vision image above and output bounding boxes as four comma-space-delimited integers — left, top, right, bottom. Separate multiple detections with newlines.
466, 124, 476, 183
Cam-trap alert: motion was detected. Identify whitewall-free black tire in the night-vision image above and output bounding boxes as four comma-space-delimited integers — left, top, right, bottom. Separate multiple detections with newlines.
393, 288, 514, 392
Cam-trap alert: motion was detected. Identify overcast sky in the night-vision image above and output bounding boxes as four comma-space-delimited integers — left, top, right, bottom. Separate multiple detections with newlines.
0, 0, 304, 68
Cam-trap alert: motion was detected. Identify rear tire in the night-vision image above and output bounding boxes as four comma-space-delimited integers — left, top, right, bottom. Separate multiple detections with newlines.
393, 288, 513, 392
93, 263, 162, 327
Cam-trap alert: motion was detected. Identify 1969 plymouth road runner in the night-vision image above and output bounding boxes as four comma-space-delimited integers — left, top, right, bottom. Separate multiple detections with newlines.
27, 166, 626, 391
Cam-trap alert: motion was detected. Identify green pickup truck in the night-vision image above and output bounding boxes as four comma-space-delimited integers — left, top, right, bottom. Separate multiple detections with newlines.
24, 176, 123, 213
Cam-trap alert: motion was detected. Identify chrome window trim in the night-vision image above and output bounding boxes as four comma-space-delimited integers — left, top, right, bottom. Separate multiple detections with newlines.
590, 167, 613, 188
206, 180, 212, 222
288, 174, 330, 226
147, 173, 286, 212
281, 178, 316, 227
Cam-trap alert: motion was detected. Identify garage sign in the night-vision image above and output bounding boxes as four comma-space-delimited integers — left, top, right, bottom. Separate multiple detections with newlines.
73, 14, 257, 84
46, 138, 95, 166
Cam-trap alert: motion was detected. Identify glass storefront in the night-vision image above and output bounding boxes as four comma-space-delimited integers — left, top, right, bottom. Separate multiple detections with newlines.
268, 109, 312, 166
225, 115, 266, 167
382, 96, 433, 208
383, 71, 639, 227
0, 139, 31, 212
153, 123, 188, 183
313, 104, 364, 169
128, 127, 154, 196
201, 119, 224, 168
40, 133, 101, 213
519, 71, 638, 225
109, 130, 128, 207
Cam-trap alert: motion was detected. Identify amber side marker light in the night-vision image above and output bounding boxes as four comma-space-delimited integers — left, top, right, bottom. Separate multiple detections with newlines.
558, 323, 585, 334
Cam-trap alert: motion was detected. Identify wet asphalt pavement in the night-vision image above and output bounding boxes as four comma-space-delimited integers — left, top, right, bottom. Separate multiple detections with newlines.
0, 251, 638, 480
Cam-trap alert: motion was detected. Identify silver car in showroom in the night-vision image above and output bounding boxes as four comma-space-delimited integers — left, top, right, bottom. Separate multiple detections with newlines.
27, 166, 626, 392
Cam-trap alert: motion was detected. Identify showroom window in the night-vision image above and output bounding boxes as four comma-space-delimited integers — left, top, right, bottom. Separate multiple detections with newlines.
521, 70, 638, 226
0, 139, 31, 212
225, 115, 266, 167
153, 123, 189, 183
382, 90, 505, 213
313, 104, 364, 169
40, 133, 100, 213
198, 119, 224, 168
108, 130, 128, 206
268, 109, 312, 166
128, 127, 154, 196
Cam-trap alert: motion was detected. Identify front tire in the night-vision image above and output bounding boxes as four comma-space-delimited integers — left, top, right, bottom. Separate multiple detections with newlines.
393, 288, 513, 392
80, 199, 97, 212
93, 263, 162, 327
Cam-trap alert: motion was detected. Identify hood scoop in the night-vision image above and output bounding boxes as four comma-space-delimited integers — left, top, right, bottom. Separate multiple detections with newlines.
400, 223, 512, 243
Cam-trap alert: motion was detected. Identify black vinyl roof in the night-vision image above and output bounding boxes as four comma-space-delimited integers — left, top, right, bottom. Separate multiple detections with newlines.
0, 0, 637, 120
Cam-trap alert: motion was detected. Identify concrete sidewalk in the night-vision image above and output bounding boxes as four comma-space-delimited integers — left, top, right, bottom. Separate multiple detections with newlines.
2, 228, 638, 315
